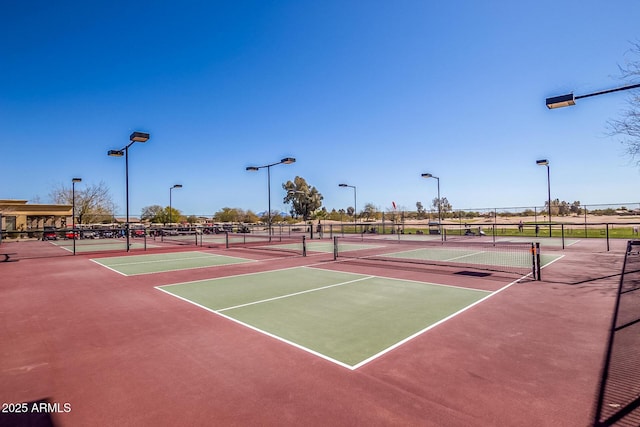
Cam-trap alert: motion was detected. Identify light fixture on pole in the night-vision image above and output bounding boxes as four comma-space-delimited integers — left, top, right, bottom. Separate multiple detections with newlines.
108, 131, 150, 252
421, 173, 441, 237
546, 83, 640, 109
72, 177, 82, 255
246, 157, 296, 241
169, 184, 182, 225
536, 159, 551, 236
338, 183, 357, 228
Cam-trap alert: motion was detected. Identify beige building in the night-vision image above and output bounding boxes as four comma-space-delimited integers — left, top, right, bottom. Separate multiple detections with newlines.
0, 199, 72, 232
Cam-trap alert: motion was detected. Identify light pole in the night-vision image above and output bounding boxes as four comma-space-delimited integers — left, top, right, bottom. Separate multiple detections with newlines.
169, 184, 182, 225
72, 178, 82, 255
108, 131, 150, 252
536, 159, 551, 236
338, 183, 357, 230
246, 157, 296, 240
421, 173, 441, 237
546, 83, 640, 109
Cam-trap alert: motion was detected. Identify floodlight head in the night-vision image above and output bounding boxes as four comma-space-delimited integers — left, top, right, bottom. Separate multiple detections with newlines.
246, 166, 259, 171
108, 150, 124, 157
72, 178, 82, 183
546, 93, 575, 109
172, 184, 183, 189
130, 131, 150, 142
339, 183, 348, 187
280, 157, 296, 164
536, 159, 549, 166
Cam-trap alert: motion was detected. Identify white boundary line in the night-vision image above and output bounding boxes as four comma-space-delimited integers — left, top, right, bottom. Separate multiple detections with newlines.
218, 275, 374, 312
155, 266, 503, 370
97, 252, 249, 267
90, 252, 256, 276
89, 258, 129, 276
540, 253, 565, 269
158, 265, 327, 288
352, 274, 527, 369
154, 286, 355, 370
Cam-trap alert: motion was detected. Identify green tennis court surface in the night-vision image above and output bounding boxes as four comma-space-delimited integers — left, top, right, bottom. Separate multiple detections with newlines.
92, 251, 253, 275
157, 267, 492, 369
50, 239, 156, 252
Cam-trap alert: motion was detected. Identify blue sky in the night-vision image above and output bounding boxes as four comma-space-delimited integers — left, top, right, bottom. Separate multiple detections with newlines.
2, 1, 640, 216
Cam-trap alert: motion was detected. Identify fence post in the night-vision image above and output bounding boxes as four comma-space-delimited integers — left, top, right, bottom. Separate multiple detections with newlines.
561, 224, 565, 250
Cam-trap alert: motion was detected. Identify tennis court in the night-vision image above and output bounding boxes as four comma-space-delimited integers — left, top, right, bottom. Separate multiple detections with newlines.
49, 238, 156, 252
0, 233, 625, 426
91, 251, 253, 275
157, 266, 496, 369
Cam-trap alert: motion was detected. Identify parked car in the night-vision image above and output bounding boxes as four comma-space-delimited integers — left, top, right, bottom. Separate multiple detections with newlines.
43, 227, 57, 241
132, 229, 145, 237
100, 230, 116, 238
65, 230, 79, 239
81, 231, 97, 239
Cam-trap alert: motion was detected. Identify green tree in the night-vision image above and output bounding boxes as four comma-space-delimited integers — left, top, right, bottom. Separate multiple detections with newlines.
362, 203, 378, 221
241, 210, 260, 223
431, 197, 452, 218
214, 207, 242, 223
346, 206, 355, 218
141, 205, 165, 223
282, 176, 323, 220
570, 201, 581, 215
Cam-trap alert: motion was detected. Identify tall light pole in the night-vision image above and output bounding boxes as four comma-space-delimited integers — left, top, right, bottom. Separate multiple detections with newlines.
246, 157, 296, 240
536, 159, 551, 236
169, 184, 182, 225
546, 83, 640, 109
72, 178, 82, 255
421, 173, 441, 237
108, 131, 150, 252
338, 183, 357, 231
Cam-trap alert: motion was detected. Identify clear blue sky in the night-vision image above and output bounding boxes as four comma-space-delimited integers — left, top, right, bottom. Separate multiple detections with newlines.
2, 1, 640, 216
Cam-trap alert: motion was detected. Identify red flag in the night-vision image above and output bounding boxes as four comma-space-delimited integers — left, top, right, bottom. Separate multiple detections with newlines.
392, 201, 396, 210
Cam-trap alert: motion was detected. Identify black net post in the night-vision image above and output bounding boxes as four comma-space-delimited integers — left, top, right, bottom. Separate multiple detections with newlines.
531, 243, 536, 280
535, 242, 541, 281
302, 236, 307, 257
561, 224, 565, 250
333, 236, 338, 260
225, 231, 229, 249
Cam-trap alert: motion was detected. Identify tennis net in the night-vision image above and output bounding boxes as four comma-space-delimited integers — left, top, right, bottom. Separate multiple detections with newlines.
224, 233, 307, 257
333, 235, 539, 278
